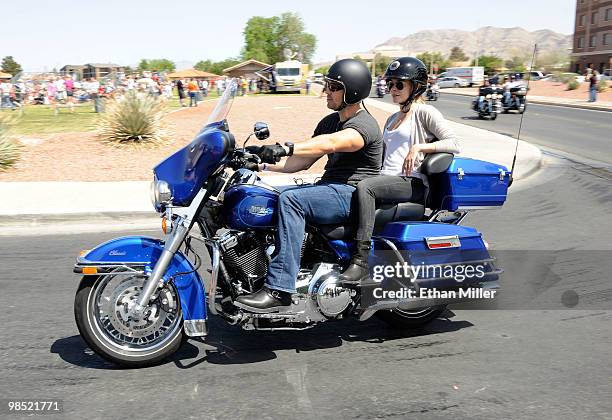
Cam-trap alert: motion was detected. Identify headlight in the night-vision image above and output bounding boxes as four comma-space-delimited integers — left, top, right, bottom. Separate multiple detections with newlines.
150, 179, 172, 210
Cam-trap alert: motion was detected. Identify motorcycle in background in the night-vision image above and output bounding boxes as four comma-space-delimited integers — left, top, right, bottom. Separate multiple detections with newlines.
502, 86, 527, 114
376, 79, 386, 98
472, 85, 503, 120
426, 84, 439, 101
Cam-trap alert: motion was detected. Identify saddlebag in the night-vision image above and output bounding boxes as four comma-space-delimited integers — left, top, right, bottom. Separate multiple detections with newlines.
372, 222, 501, 288
427, 157, 511, 211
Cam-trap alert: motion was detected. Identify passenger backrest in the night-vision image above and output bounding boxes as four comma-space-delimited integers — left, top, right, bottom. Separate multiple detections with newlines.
420, 153, 454, 176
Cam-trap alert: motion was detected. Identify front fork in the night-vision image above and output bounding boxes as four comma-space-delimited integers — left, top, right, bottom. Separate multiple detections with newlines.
130, 215, 222, 319
131, 218, 190, 318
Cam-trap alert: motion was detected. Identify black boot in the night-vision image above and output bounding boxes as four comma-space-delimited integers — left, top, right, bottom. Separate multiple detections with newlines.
339, 240, 371, 284
234, 286, 292, 313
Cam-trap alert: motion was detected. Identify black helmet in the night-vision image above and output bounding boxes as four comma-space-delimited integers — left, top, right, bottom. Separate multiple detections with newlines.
326, 59, 372, 105
384, 57, 428, 101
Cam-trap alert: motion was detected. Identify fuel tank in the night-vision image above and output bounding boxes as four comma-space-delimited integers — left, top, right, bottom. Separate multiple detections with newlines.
222, 171, 279, 229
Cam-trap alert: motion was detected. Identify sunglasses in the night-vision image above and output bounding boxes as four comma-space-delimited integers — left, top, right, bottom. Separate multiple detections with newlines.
324, 80, 344, 92
386, 79, 409, 90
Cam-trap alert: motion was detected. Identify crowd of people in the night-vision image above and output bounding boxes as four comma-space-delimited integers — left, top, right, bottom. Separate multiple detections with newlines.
0, 72, 290, 112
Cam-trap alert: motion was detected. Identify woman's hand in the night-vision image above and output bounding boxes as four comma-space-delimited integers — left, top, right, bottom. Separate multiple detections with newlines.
403, 144, 422, 176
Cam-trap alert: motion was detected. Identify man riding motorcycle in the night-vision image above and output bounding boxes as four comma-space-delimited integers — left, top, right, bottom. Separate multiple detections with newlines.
234, 59, 384, 313
502, 75, 526, 111
476, 79, 494, 113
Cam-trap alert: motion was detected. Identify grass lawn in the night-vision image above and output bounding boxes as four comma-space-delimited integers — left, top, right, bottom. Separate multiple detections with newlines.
3, 89, 314, 136
2, 104, 101, 135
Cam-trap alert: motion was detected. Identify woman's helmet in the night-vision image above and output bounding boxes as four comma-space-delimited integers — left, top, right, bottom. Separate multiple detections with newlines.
325, 59, 372, 105
384, 57, 429, 106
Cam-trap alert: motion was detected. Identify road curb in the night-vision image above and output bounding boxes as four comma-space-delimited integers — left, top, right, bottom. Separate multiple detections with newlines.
441, 90, 612, 112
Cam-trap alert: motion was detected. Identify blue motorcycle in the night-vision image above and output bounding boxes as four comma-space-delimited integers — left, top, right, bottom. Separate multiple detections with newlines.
73, 79, 511, 367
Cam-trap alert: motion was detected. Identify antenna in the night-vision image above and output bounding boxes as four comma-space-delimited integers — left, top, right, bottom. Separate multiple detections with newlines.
509, 43, 538, 186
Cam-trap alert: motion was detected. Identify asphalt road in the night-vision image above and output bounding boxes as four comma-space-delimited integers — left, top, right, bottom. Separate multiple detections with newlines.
372, 90, 612, 164
1, 153, 611, 419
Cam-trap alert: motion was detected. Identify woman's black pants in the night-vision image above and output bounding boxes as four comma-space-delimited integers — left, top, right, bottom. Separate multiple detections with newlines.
353, 175, 425, 242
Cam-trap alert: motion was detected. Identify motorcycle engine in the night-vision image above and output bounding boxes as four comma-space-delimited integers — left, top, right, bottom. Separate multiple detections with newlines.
220, 231, 270, 293
298, 263, 353, 319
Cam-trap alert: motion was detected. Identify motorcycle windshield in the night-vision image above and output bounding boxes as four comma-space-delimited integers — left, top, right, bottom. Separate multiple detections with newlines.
205, 78, 238, 126
153, 79, 238, 208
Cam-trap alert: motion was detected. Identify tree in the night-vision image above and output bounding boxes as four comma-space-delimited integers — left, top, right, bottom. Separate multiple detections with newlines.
241, 12, 317, 64
314, 65, 330, 75
416, 52, 449, 74
505, 56, 526, 72
242, 16, 279, 63
194, 58, 241, 75
373, 54, 393, 77
472, 55, 503, 74
137, 59, 149, 72
1, 56, 22, 76
449, 47, 468, 62
274, 12, 316, 64
137, 59, 175, 72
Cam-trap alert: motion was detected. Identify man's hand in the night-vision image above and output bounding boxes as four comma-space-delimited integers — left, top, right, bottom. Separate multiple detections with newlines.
245, 145, 263, 155
243, 161, 259, 172
259, 143, 288, 163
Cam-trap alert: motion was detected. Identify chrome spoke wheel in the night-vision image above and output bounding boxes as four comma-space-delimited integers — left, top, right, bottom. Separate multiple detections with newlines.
89, 270, 182, 353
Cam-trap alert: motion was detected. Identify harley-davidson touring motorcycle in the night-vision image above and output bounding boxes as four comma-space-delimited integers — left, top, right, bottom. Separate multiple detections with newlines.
472, 85, 503, 120
73, 79, 510, 367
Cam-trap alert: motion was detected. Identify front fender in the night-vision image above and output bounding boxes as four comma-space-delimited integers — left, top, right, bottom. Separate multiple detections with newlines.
75, 236, 206, 321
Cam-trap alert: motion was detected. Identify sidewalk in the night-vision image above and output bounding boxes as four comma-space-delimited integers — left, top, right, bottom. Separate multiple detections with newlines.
442, 87, 612, 112
0, 93, 542, 232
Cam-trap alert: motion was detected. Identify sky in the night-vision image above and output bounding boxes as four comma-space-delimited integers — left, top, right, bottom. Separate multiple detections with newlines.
1, 0, 576, 72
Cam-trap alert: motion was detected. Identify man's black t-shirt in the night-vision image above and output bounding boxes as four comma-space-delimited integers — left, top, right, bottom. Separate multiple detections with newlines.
313, 110, 383, 186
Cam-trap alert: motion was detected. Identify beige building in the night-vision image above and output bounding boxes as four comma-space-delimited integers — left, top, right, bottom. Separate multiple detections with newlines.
571, 0, 612, 74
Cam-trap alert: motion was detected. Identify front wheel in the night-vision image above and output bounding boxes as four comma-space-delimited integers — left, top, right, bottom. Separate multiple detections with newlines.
376, 306, 446, 328
74, 271, 185, 368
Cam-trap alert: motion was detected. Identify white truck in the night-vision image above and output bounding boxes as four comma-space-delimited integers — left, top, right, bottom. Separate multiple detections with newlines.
272, 60, 304, 93
437, 67, 485, 86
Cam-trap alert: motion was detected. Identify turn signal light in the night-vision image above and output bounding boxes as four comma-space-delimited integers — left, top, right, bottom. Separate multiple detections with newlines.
82, 267, 98, 275
162, 216, 168, 234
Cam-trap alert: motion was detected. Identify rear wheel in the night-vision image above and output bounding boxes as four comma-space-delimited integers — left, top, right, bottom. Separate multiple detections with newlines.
454, 83, 460, 88
490, 111, 498, 120
376, 306, 446, 328
74, 271, 185, 368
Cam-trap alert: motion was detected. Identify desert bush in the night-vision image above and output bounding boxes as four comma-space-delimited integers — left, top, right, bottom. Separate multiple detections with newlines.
566, 80, 579, 90
98, 92, 169, 146
0, 116, 21, 170
597, 79, 608, 93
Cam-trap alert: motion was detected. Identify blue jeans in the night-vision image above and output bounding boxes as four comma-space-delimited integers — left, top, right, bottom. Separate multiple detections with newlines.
503, 91, 511, 106
1, 95, 14, 109
589, 86, 597, 102
189, 92, 197, 107
266, 183, 356, 293
478, 96, 492, 113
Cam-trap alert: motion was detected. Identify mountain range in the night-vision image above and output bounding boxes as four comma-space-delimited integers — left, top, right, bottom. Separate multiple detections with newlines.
374, 27, 571, 60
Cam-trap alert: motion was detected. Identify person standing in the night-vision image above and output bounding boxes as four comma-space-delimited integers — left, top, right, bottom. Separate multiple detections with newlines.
86, 77, 100, 112
586, 68, 598, 102
0, 79, 13, 109
176, 79, 186, 106
64, 75, 75, 112
187, 78, 199, 107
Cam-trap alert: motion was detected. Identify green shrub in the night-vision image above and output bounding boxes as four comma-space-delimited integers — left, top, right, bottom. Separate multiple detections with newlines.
98, 92, 169, 146
566, 80, 579, 90
597, 79, 608, 93
0, 116, 21, 170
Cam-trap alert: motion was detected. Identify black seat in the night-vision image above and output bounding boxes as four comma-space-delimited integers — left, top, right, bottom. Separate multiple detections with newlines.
319, 202, 426, 240
318, 153, 454, 241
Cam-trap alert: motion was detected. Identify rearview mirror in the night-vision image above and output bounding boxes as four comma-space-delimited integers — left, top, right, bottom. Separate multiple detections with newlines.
254, 122, 270, 140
